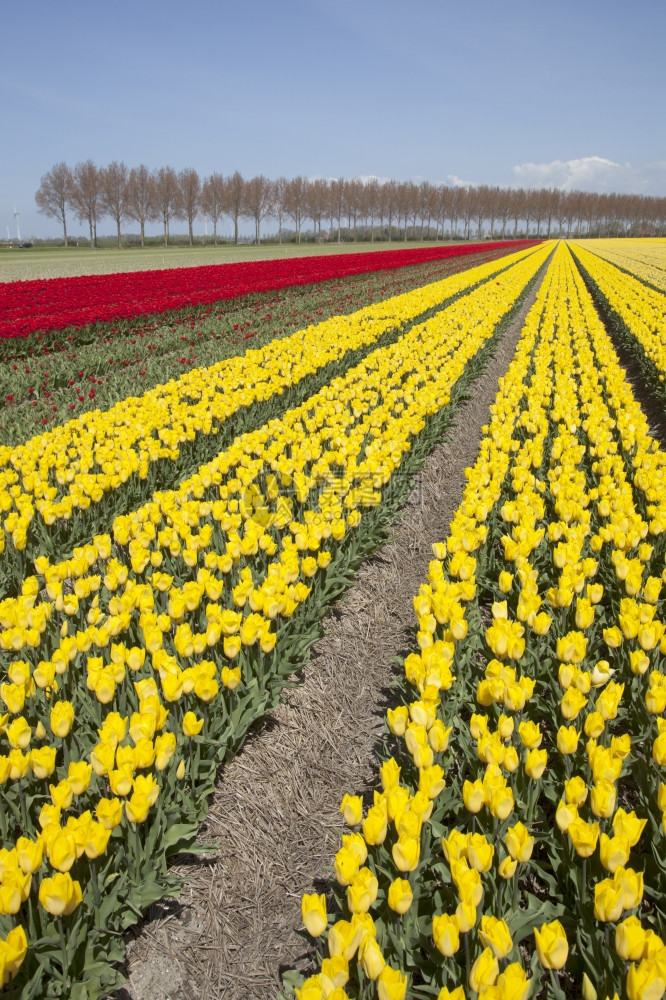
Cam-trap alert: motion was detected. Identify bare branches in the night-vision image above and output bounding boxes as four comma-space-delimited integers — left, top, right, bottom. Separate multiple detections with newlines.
35, 163, 73, 246
34, 162, 666, 243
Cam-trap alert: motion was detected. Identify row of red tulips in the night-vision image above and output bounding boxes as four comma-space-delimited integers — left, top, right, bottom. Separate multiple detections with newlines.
0, 242, 539, 339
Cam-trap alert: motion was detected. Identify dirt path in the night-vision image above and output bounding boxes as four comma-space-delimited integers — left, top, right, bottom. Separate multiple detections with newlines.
119, 278, 544, 1000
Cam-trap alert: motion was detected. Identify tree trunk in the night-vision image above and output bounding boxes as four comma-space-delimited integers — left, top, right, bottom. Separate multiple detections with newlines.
140, 220, 145, 247
256, 218, 261, 244
189, 219, 193, 246
213, 220, 217, 246
234, 217, 239, 244
117, 218, 122, 248
63, 217, 68, 247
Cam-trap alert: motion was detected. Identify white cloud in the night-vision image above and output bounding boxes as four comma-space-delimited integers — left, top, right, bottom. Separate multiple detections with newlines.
447, 173, 477, 188
511, 156, 666, 195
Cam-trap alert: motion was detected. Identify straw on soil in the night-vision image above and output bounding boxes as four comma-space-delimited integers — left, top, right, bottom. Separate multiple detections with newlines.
119, 280, 543, 1000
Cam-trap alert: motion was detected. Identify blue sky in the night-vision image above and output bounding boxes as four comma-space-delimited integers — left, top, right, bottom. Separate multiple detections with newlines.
3, 0, 665, 238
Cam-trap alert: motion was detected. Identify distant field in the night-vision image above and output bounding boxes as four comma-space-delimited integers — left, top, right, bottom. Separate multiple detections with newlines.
0, 240, 456, 282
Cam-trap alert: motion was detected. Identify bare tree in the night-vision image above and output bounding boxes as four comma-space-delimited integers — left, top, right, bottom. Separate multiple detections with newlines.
525, 188, 544, 239
201, 173, 226, 245
224, 172, 246, 245
34, 162, 666, 247
471, 185, 488, 239
362, 178, 381, 242
152, 166, 182, 246
460, 186, 474, 240
379, 179, 398, 241
486, 185, 501, 238
243, 174, 273, 244
328, 178, 345, 242
496, 186, 512, 238
510, 188, 524, 238
126, 165, 154, 247
418, 181, 437, 240
343, 178, 363, 241
306, 178, 329, 240
71, 160, 103, 248
272, 177, 288, 244
396, 182, 411, 241
440, 185, 462, 239
284, 176, 309, 242
177, 168, 201, 246
35, 162, 73, 246
100, 161, 129, 248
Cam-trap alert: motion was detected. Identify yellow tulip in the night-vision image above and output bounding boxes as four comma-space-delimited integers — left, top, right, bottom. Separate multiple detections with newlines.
478, 915, 513, 959
626, 958, 666, 1000
84, 821, 111, 860
387, 877, 413, 915
347, 867, 378, 914
497, 963, 530, 1000
38, 871, 82, 916
466, 834, 494, 873
525, 747, 547, 780
334, 846, 360, 887
534, 919, 568, 970
437, 988, 466, 1000
594, 878, 625, 922
362, 804, 387, 846
505, 822, 534, 863
463, 779, 485, 814
2, 923, 28, 982
564, 775, 588, 805
377, 965, 408, 1000
518, 720, 542, 748
613, 809, 647, 847
301, 892, 327, 937
568, 817, 600, 857
95, 797, 124, 830
392, 835, 420, 873
590, 779, 617, 819
359, 937, 386, 980
6, 717, 31, 750
614, 867, 644, 910
15, 836, 43, 875
469, 946, 499, 992
29, 745, 57, 779
556, 725, 580, 755
616, 916, 649, 962
498, 856, 518, 879
433, 913, 460, 957
50, 701, 74, 739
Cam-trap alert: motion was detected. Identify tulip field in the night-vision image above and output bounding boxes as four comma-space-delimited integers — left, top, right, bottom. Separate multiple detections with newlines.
1, 238, 666, 1000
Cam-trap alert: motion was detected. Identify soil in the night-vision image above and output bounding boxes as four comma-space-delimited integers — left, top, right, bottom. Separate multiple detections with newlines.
117, 279, 543, 1000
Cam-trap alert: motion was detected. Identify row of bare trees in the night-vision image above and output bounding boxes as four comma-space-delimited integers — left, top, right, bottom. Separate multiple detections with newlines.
35, 162, 666, 247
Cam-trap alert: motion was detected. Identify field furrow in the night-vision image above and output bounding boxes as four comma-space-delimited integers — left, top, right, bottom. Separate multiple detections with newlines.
0, 244, 543, 597
288, 242, 666, 1000
0, 243, 552, 996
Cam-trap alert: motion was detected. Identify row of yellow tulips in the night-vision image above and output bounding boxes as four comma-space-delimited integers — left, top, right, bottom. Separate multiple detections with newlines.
292, 242, 666, 1000
570, 242, 666, 386
0, 245, 553, 993
0, 246, 541, 585
576, 239, 666, 293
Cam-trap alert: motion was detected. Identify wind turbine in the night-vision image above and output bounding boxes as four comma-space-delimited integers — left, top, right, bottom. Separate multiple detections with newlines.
13, 206, 21, 242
